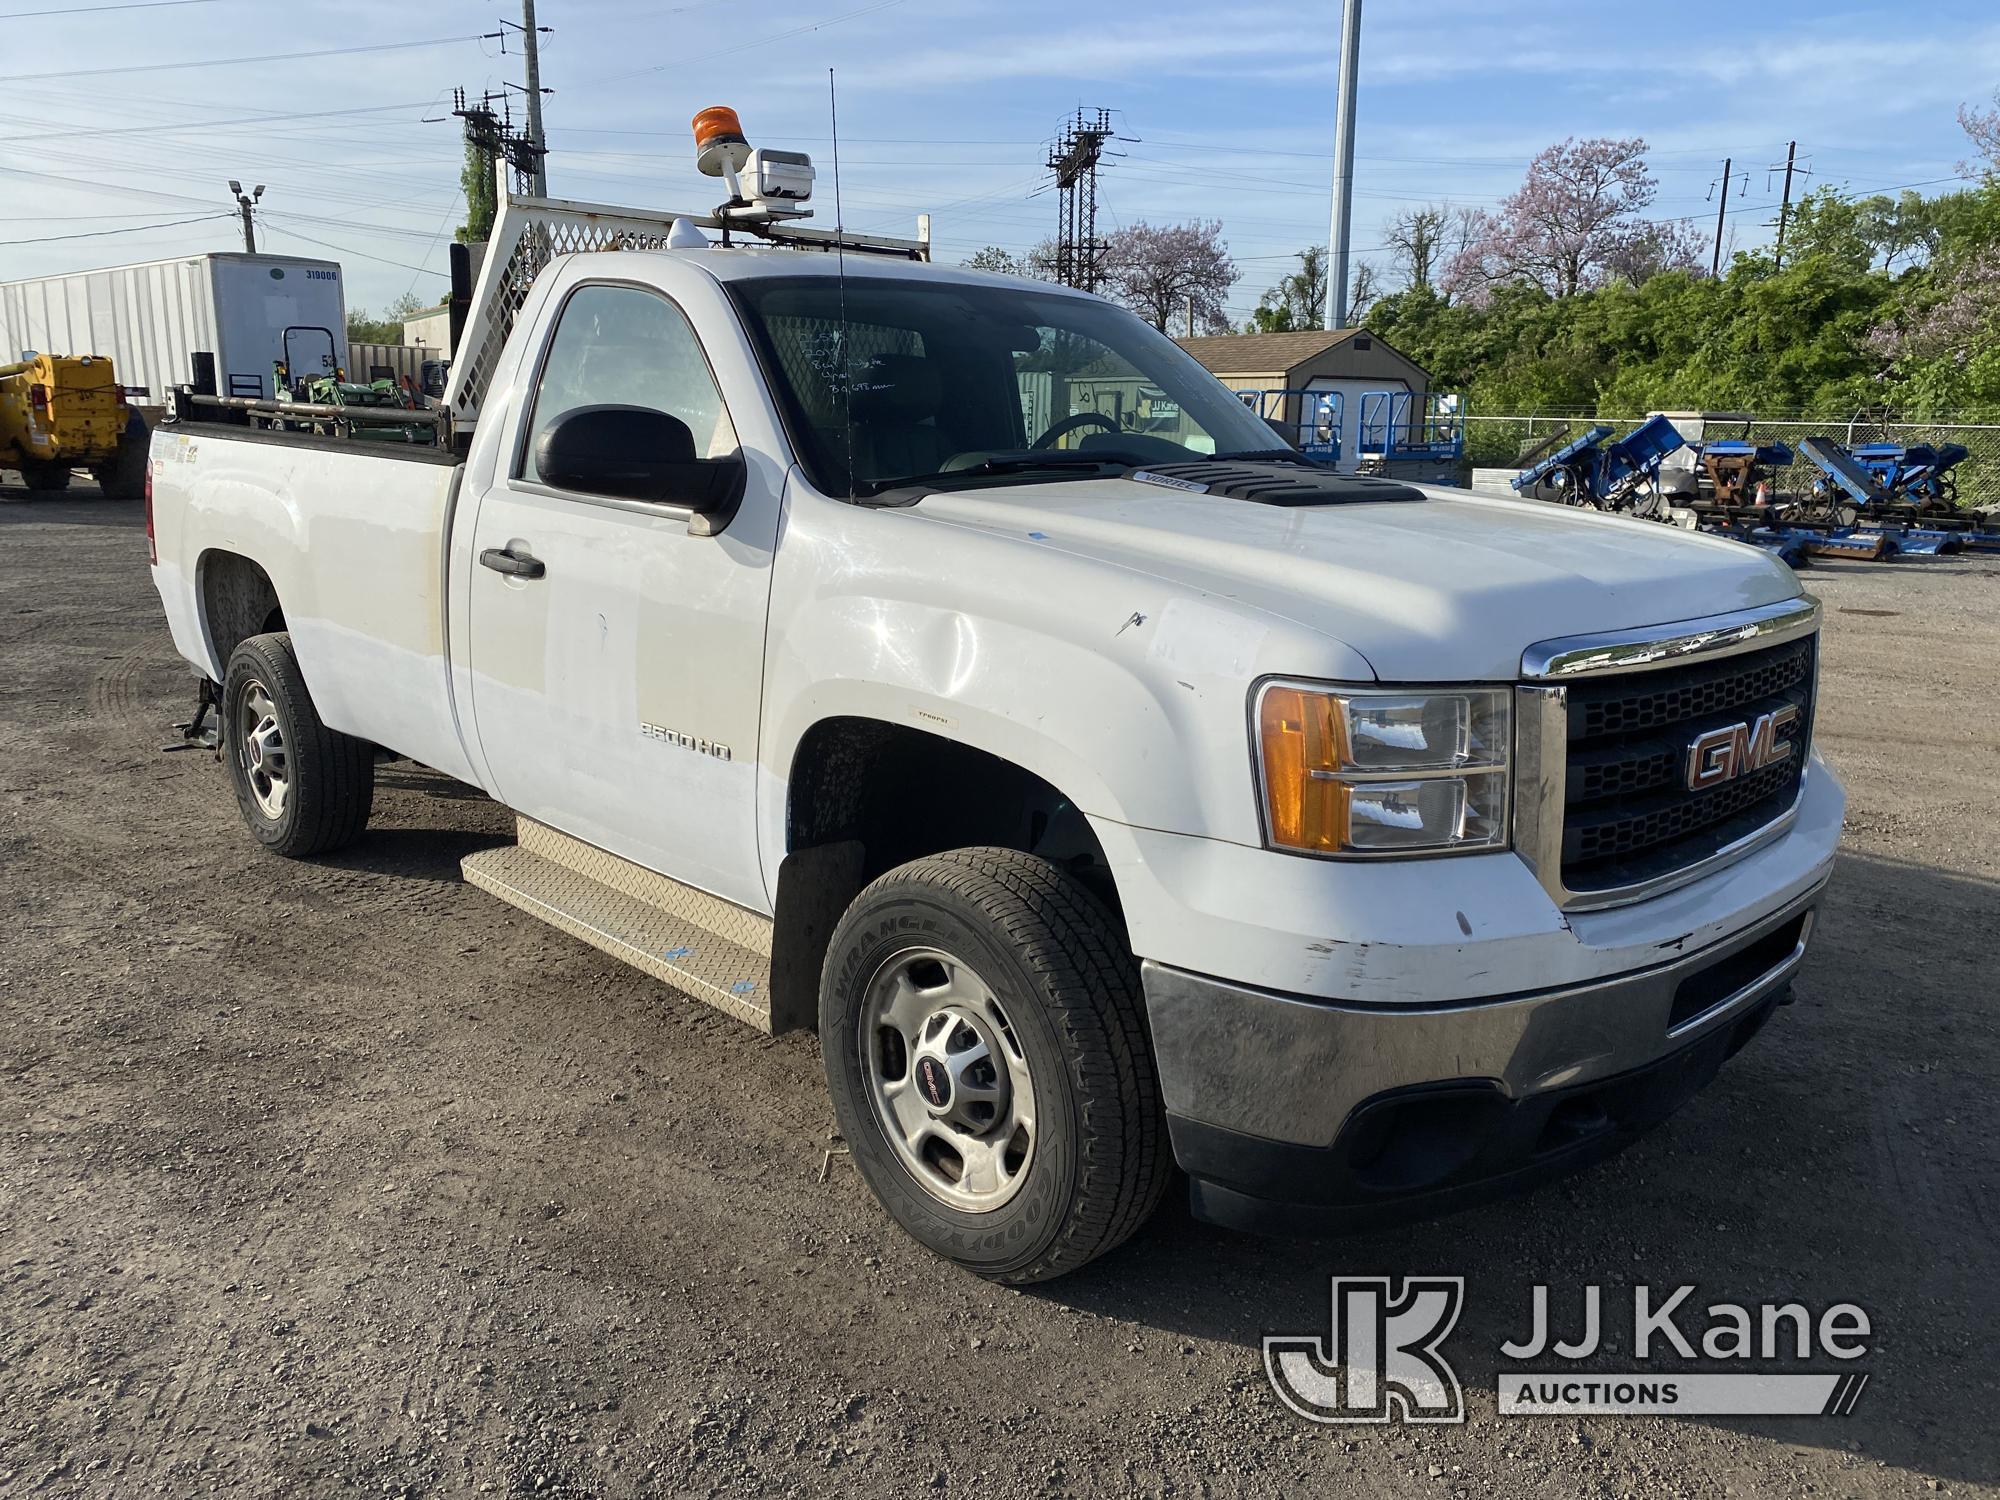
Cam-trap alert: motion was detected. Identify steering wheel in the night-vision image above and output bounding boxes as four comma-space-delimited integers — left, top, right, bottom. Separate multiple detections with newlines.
1030, 411, 1119, 450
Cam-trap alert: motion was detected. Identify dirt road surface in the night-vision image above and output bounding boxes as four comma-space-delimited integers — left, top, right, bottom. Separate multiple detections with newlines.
3, 483, 1996, 1498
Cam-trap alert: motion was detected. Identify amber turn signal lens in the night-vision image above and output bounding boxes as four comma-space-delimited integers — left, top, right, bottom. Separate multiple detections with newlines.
1258, 686, 1350, 851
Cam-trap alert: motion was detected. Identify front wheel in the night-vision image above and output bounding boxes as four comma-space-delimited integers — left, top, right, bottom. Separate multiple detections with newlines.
222, 632, 374, 857
820, 848, 1170, 1283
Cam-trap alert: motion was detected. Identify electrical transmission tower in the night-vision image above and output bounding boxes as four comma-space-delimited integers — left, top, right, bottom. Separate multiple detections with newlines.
1047, 108, 1114, 291
452, 88, 545, 196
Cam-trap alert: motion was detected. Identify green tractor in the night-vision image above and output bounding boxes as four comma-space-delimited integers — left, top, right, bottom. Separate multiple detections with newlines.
273, 358, 434, 447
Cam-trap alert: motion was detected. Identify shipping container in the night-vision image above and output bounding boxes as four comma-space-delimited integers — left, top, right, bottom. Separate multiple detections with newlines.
0, 252, 346, 406
345, 342, 426, 387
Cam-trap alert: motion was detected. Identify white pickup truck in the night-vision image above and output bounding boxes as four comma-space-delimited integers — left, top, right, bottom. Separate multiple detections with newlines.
147, 201, 1843, 1283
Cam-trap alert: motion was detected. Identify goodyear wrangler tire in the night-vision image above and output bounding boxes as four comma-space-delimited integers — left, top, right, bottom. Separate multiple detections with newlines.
820, 848, 1170, 1283
222, 632, 374, 858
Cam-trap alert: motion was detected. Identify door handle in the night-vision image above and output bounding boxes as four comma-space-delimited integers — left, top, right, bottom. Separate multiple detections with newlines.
480, 545, 545, 580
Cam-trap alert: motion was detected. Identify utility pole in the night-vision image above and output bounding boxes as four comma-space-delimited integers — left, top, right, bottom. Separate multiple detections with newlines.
1710, 157, 1731, 278
1185, 294, 1195, 338
227, 180, 263, 253
520, 0, 548, 196
1770, 141, 1809, 270
1323, 0, 1362, 329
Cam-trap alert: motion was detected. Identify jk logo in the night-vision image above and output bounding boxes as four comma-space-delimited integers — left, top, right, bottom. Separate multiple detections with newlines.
1264, 1277, 1466, 1424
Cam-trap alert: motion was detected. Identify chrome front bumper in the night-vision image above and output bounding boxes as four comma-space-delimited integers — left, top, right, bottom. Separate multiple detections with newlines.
1140, 877, 1824, 1229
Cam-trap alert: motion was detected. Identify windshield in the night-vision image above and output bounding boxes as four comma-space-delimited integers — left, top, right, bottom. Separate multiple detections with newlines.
727, 274, 1287, 497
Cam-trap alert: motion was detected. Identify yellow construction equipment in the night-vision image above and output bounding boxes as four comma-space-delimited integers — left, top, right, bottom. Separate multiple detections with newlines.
0, 352, 149, 499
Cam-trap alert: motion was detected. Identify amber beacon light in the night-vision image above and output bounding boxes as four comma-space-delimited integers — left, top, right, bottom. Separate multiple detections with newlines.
691, 107, 752, 178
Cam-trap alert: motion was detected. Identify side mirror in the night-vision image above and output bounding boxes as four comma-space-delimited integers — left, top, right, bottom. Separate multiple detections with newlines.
534, 403, 746, 519
1264, 414, 1298, 448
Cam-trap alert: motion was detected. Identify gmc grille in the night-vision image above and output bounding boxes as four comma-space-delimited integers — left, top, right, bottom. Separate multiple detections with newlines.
1558, 636, 1815, 894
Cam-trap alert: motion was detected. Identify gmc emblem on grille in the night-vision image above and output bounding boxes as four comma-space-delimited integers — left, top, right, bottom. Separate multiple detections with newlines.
1685, 705, 1800, 791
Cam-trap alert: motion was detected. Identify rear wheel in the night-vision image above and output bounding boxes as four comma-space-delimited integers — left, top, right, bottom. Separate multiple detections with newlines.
19, 461, 72, 493
221, 632, 373, 857
820, 848, 1169, 1284
91, 429, 149, 501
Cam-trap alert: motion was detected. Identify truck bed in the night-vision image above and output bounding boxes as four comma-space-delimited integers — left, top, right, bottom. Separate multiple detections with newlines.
149, 421, 476, 784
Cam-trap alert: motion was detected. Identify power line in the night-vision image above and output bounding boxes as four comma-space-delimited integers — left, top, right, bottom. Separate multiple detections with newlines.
0, 33, 478, 84
5, 99, 437, 145
1, 208, 229, 223
0, 142, 457, 222
0, 0, 217, 14
404, 190, 464, 301
258, 216, 448, 278
0, 211, 231, 247
0, 159, 222, 211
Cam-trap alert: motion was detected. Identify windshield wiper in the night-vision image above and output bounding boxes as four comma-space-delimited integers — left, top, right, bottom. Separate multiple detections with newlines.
931, 451, 1149, 480
862, 450, 1146, 499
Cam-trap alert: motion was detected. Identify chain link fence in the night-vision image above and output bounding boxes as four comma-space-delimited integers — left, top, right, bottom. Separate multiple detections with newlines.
1464, 413, 2000, 508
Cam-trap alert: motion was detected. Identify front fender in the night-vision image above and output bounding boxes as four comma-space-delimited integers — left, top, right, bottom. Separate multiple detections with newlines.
758, 480, 1376, 871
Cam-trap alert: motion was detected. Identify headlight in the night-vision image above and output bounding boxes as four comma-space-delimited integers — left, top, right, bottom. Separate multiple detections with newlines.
1254, 682, 1510, 857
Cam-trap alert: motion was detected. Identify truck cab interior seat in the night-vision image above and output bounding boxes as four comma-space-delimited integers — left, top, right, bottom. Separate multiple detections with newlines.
847, 353, 953, 483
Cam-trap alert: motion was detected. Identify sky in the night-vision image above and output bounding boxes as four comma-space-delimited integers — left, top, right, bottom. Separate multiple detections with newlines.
2, 0, 1998, 328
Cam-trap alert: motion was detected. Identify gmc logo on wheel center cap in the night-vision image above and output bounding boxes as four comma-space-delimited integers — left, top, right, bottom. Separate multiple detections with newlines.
917, 1057, 950, 1108
1685, 705, 1800, 791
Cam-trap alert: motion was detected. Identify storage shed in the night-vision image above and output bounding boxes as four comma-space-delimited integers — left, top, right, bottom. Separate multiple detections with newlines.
1174, 328, 1430, 472
400, 306, 453, 355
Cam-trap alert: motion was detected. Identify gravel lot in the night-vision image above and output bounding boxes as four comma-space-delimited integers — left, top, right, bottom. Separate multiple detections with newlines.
3, 482, 1996, 1498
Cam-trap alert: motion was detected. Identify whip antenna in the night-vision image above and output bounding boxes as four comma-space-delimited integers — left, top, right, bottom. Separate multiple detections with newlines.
830, 67, 856, 500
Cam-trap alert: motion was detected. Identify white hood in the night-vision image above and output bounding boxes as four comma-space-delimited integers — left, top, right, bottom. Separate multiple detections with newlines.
915, 478, 1802, 681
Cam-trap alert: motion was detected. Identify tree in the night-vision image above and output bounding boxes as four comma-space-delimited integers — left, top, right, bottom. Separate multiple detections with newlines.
1101, 219, 1238, 333
1347, 258, 1380, 323
1446, 137, 1665, 300
964, 242, 1059, 281
1382, 204, 1477, 293
1604, 219, 1706, 283
347, 309, 398, 344
1252, 94, 2000, 426
963, 245, 1022, 275
346, 293, 436, 346
1867, 170, 2000, 411
1869, 246, 2000, 366
1383, 205, 1444, 291
1250, 245, 1328, 331
1959, 87, 2000, 177
1773, 187, 1940, 275
458, 141, 497, 245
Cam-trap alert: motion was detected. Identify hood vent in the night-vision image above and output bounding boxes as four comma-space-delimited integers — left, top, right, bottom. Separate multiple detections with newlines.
1127, 461, 1424, 507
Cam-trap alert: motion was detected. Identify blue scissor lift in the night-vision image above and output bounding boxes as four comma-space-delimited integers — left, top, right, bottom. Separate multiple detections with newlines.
1356, 391, 1464, 483
1236, 388, 1343, 465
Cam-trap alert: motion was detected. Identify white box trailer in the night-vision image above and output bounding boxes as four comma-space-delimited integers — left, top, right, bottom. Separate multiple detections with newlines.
0, 252, 347, 405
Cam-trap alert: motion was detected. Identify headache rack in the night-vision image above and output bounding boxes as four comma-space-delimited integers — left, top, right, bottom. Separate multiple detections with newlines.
443, 167, 932, 435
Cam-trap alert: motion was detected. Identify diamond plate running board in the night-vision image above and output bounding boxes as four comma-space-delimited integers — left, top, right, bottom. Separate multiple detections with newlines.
462, 818, 775, 1031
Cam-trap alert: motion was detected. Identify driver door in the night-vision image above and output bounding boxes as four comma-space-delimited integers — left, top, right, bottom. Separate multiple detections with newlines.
464, 280, 776, 911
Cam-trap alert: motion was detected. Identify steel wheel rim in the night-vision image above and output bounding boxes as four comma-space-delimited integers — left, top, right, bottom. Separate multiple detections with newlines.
237, 678, 290, 820
858, 945, 1036, 1213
